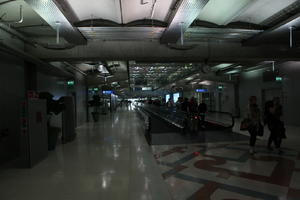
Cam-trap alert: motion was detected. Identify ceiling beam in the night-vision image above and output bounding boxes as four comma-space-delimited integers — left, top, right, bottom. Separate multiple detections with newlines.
160, 0, 209, 44
24, 0, 87, 45
244, 12, 300, 46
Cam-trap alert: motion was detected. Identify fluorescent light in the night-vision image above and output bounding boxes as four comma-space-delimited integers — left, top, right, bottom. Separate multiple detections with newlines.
185, 77, 194, 81
211, 63, 233, 70
225, 69, 240, 74
199, 80, 211, 85
142, 87, 152, 91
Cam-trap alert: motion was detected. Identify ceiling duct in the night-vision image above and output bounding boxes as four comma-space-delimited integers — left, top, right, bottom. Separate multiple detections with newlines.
244, 12, 300, 46
0, 5, 23, 24
160, 0, 209, 44
24, 0, 87, 45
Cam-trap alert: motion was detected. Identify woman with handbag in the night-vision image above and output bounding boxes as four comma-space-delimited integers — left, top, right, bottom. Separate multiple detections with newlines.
246, 96, 262, 155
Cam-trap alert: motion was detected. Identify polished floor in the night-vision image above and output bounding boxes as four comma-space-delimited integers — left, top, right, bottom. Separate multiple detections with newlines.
0, 108, 300, 200
0, 108, 172, 200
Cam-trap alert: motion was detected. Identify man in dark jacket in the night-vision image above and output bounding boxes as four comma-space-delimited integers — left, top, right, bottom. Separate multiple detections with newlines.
265, 98, 285, 153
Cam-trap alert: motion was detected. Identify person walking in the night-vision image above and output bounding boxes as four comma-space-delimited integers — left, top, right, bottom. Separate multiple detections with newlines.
266, 97, 285, 153
246, 96, 261, 155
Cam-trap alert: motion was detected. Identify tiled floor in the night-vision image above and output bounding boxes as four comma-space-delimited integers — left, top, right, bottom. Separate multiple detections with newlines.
1, 108, 299, 200
0, 108, 172, 200
152, 139, 300, 200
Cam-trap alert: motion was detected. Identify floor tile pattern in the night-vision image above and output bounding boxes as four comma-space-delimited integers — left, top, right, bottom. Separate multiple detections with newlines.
152, 142, 300, 200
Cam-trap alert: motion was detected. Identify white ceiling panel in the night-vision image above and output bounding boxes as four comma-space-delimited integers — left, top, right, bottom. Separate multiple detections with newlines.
232, 0, 298, 25
122, 0, 175, 24
67, 0, 122, 23
197, 0, 252, 25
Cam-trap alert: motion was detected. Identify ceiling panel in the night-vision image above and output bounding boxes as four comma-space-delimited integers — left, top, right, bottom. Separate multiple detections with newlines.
67, 0, 122, 23
79, 27, 165, 41
232, 0, 297, 25
197, 0, 252, 25
122, 0, 175, 23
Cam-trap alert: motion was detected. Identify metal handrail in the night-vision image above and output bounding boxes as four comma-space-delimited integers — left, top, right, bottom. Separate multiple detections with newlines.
205, 110, 235, 129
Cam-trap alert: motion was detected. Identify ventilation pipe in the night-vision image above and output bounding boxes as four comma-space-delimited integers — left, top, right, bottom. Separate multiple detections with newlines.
56, 21, 61, 44
180, 22, 184, 46
150, 0, 157, 19
289, 26, 295, 48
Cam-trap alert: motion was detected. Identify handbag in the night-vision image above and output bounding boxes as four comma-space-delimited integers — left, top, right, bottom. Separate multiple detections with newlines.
240, 118, 251, 131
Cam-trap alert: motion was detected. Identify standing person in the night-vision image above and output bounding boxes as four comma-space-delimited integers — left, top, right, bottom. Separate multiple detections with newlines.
167, 98, 174, 108
188, 97, 199, 133
246, 96, 261, 155
188, 97, 198, 113
181, 98, 189, 112
268, 97, 285, 153
264, 100, 276, 151
176, 97, 183, 110
198, 101, 208, 128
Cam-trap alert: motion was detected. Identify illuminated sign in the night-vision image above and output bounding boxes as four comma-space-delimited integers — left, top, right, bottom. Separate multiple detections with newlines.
276, 77, 283, 82
103, 90, 113, 94
93, 88, 99, 91
67, 80, 75, 86
196, 89, 208, 93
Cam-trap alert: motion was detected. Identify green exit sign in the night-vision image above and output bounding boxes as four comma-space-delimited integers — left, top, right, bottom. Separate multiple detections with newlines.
67, 80, 75, 86
276, 77, 283, 82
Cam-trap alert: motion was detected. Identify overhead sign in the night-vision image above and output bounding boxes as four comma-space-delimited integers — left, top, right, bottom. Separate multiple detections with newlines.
67, 80, 75, 86
103, 90, 113, 95
196, 89, 208, 93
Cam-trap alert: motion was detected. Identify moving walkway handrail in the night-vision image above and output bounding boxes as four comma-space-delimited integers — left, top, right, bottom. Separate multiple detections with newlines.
205, 110, 235, 129
139, 104, 235, 129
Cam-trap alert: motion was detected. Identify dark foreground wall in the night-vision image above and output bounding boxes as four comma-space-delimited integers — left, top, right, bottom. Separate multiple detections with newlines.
0, 53, 87, 164
0, 53, 25, 163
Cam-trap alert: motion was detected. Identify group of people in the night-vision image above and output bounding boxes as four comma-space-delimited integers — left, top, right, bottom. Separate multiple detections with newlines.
246, 96, 285, 155
172, 97, 207, 115
168, 97, 208, 130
